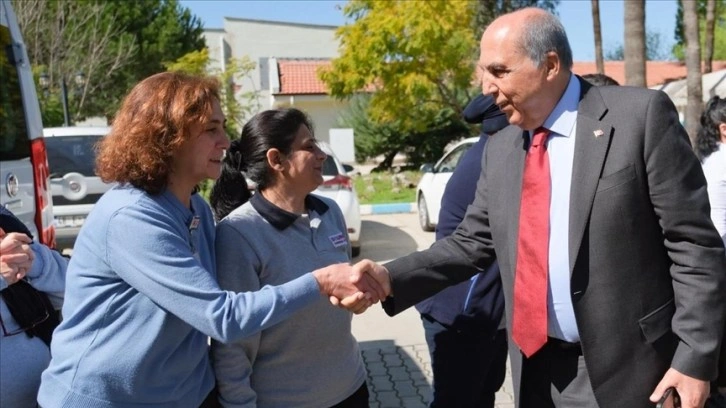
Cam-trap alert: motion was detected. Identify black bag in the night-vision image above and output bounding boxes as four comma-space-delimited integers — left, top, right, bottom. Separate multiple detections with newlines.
1, 280, 60, 347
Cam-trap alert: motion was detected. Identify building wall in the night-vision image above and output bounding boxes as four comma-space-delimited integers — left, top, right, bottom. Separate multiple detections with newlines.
202, 19, 344, 144
271, 95, 350, 144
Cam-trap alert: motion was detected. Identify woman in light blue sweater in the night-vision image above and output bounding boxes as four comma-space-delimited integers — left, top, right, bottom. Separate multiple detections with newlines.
37, 73, 382, 408
210, 108, 369, 407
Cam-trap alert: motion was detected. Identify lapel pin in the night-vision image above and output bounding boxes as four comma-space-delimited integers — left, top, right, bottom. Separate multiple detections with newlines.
593, 129, 604, 138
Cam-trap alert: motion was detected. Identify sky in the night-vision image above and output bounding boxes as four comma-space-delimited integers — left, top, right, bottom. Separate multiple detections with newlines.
179, 0, 680, 62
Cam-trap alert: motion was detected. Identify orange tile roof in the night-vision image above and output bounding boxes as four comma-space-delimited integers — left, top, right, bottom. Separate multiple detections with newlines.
572, 60, 726, 87
276, 59, 330, 95
275, 58, 726, 95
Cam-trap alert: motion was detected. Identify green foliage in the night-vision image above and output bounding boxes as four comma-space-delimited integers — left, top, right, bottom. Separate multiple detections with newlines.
353, 171, 421, 204
321, 0, 479, 134
14, 0, 205, 124
339, 94, 473, 169
672, 0, 726, 60
165, 48, 260, 139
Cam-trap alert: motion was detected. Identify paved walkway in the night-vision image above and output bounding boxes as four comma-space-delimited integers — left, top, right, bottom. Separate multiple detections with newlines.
351, 213, 515, 407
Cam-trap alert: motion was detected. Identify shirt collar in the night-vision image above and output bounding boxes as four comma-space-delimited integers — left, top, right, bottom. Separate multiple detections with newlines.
250, 192, 329, 230
533, 73, 580, 138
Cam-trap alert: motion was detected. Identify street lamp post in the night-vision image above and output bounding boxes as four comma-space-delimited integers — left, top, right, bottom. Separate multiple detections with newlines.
39, 71, 86, 127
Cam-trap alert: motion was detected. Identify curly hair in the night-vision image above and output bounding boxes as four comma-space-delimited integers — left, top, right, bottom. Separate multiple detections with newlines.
96, 72, 220, 194
696, 96, 726, 162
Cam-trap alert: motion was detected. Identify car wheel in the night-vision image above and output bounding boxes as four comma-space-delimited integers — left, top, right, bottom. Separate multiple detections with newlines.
418, 195, 434, 232
351, 246, 361, 258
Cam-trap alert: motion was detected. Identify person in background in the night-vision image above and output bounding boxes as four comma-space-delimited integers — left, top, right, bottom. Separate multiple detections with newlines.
414, 94, 509, 408
696, 96, 726, 408
210, 108, 369, 408
580, 73, 620, 87
37, 72, 384, 408
696, 96, 726, 244
352, 8, 725, 408
0, 206, 67, 407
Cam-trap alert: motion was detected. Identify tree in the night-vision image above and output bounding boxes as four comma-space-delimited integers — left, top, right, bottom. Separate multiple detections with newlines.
673, 0, 726, 61
683, 0, 704, 146
164, 48, 260, 139
13, 0, 137, 125
624, 0, 646, 86
704, 0, 717, 72
320, 0, 557, 168
14, 0, 205, 123
592, 0, 604, 74
604, 29, 671, 61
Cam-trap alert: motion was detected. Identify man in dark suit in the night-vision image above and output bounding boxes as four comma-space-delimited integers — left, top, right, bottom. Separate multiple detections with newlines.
352, 7, 726, 408
415, 94, 509, 407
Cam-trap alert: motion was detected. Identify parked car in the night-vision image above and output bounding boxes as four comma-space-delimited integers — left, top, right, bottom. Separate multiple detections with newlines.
416, 137, 478, 231
43, 126, 112, 250
0, 0, 56, 247
313, 141, 362, 257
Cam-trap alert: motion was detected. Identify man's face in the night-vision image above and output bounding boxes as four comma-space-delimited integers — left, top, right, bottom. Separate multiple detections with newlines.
478, 25, 551, 130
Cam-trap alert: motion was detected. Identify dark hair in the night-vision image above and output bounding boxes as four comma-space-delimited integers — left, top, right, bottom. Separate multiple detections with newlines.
210, 108, 314, 221
581, 73, 620, 87
696, 96, 726, 161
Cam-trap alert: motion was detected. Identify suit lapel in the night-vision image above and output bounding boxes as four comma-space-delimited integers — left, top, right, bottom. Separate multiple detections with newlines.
568, 81, 612, 275
503, 129, 528, 277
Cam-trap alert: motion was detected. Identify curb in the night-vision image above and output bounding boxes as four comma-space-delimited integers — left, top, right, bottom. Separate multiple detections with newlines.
360, 202, 416, 215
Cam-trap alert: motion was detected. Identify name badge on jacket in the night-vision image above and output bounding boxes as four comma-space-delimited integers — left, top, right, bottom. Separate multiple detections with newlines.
329, 232, 348, 248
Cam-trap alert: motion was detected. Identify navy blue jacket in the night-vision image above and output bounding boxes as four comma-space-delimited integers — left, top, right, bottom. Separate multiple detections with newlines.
415, 136, 504, 332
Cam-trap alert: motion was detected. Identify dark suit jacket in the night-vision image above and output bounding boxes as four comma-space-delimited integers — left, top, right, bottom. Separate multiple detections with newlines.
414, 135, 504, 332
383, 78, 726, 408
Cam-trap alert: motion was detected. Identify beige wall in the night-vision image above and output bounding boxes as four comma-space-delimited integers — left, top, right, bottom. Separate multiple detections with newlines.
271, 95, 350, 144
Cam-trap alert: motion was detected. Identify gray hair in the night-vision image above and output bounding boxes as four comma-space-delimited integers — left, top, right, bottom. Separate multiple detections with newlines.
519, 12, 573, 70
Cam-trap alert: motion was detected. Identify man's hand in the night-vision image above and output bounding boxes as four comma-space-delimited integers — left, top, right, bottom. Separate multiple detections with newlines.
0, 229, 34, 285
352, 259, 392, 298
312, 262, 388, 303
650, 367, 710, 408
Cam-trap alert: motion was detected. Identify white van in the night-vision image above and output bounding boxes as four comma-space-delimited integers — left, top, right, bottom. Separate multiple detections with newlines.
0, 0, 55, 246
44, 126, 112, 250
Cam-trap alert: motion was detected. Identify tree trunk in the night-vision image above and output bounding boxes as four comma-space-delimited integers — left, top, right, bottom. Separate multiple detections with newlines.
592, 0, 604, 74
704, 0, 716, 73
683, 0, 703, 146
624, 0, 646, 87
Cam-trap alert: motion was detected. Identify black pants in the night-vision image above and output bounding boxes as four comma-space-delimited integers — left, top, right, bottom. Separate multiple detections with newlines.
422, 315, 508, 408
330, 382, 370, 408
199, 387, 220, 408
519, 338, 599, 408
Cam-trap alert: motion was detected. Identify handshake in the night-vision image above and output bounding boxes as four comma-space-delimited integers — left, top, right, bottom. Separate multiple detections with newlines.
311, 259, 391, 314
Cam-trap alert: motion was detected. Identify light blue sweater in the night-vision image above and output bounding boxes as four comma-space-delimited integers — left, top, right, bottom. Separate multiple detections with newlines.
37, 186, 322, 408
0, 242, 67, 407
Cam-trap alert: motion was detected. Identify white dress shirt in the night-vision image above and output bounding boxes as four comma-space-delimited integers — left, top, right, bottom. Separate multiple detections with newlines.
702, 142, 726, 245
526, 74, 580, 342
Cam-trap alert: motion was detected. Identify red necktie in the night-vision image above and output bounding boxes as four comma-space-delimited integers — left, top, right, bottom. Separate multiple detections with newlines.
512, 127, 550, 358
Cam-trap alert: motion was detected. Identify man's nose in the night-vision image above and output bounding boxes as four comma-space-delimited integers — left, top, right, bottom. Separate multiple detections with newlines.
481, 79, 497, 96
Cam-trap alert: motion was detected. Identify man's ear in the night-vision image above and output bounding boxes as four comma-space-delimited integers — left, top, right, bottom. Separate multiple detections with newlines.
544, 51, 560, 80
266, 149, 285, 171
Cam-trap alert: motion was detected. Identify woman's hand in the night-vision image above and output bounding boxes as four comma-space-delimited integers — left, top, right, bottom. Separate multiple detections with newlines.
0, 228, 34, 285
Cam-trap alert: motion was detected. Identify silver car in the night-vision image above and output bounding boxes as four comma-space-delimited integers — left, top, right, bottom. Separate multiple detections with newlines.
44, 126, 111, 250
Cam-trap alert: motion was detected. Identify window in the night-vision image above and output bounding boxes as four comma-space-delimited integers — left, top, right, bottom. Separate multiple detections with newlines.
435, 143, 473, 173
45, 136, 104, 178
0, 24, 30, 161
322, 156, 339, 176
